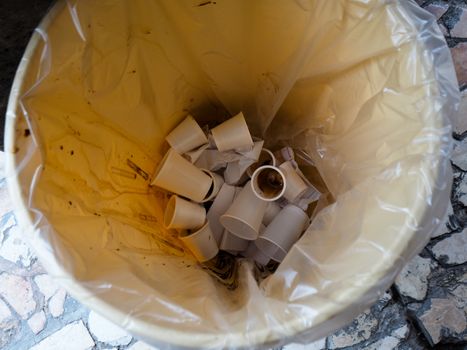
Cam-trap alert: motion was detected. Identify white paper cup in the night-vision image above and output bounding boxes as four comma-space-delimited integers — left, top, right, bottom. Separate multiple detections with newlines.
206, 184, 236, 244
211, 112, 253, 152
219, 231, 249, 252
151, 148, 212, 202
165, 115, 208, 154
247, 148, 276, 177
250, 166, 286, 202
179, 222, 219, 262
164, 195, 206, 230
263, 201, 281, 226
220, 181, 267, 240
201, 169, 224, 202
256, 204, 309, 262
244, 243, 271, 265
279, 161, 308, 202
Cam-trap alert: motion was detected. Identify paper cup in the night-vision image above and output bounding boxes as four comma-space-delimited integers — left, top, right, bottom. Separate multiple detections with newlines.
166, 115, 208, 154
179, 222, 219, 262
250, 166, 286, 202
164, 195, 206, 230
243, 243, 271, 265
151, 148, 212, 202
206, 184, 237, 243
279, 161, 308, 202
256, 204, 309, 262
219, 231, 249, 252
201, 169, 225, 203
263, 201, 281, 226
247, 148, 276, 177
211, 112, 253, 152
220, 181, 267, 240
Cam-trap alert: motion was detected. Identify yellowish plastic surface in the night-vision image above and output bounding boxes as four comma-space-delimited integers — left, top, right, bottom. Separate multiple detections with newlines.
4, 0, 460, 349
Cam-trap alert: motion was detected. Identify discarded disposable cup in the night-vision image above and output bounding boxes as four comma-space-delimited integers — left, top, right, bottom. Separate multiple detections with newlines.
219, 231, 249, 252
201, 169, 225, 202
165, 115, 208, 154
179, 222, 219, 262
164, 195, 206, 230
206, 184, 237, 243
279, 161, 308, 202
247, 148, 276, 177
256, 204, 309, 262
151, 148, 212, 202
220, 181, 267, 240
211, 112, 253, 152
251, 166, 286, 202
263, 201, 281, 226
244, 243, 271, 265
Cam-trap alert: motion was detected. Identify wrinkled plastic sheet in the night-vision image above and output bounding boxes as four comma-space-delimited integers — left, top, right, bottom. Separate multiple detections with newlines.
4, 0, 460, 349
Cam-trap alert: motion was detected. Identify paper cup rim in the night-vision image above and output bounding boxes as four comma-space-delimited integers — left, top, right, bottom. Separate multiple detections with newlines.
250, 165, 286, 202
255, 236, 287, 260
219, 214, 259, 240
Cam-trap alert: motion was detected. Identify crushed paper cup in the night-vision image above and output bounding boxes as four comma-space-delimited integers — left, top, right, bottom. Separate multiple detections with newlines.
211, 112, 254, 152
247, 148, 276, 177
279, 161, 308, 202
251, 166, 286, 202
152, 148, 212, 202
179, 222, 219, 262
256, 204, 309, 262
206, 184, 237, 243
263, 201, 281, 226
220, 181, 267, 240
164, 195, 206, 230
201, 169, 225, 202
219, 231, 249, 252
224, 141, 264, 185
165, 115, 208, 154
184, 143, 210, 163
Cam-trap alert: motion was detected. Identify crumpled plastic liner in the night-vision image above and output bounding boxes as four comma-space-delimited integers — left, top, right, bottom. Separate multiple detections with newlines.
4, 0, 460, 349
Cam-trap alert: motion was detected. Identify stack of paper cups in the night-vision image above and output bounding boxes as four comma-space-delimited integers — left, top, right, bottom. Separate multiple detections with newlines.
151, 148, 212, 202
220, 181, 267, 240
165, 115, 208, 154
206, 184, 237, 243
256, 204, 309, 262
211, 112, 253, 152
279, 161, 308, 202
251, 166, 286, 202
179, 222, 219, 262
219, 231, 249, 252
164, 195, 206, 230
201, 169, 225, 202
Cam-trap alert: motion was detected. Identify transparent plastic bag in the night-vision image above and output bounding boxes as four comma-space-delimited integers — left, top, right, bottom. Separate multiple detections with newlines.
5, 0, 460, 349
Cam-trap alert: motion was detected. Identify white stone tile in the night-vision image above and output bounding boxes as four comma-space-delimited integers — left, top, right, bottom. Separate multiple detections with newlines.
0, 298, 12, 324
28, 311, 46, 334
0, 273, 36, 319
88, 311, 132, 346
431, 229, 467, 265
49, 289, 67, 318
0, 224, 34, 267
128, 341, 159, 350
34, 274, 60, 301
30, 320, 94, 350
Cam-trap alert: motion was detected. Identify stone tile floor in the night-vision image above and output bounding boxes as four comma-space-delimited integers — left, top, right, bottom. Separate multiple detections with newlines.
0, 0, 466, 349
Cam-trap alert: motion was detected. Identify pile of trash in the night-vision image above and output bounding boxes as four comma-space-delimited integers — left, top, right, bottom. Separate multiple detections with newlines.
151, 112, 321, 274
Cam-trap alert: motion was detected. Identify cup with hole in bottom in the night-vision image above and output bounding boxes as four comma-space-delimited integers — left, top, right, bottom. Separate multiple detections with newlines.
279, 161, 308, 202
256, 204, 309, 262
251, 165, 286, 202
220, 181, 267, 240
165, 115, 208, 154
164, 195, 206, 230
211, 112, 254, 152
151, 148, 212, 202
179, 222, 219, 262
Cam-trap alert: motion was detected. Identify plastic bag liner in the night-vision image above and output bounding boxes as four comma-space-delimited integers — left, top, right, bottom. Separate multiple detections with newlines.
4, 0, 461, 349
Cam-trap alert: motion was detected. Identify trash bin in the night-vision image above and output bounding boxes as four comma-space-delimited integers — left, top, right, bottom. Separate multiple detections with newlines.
4, 0, 460, 349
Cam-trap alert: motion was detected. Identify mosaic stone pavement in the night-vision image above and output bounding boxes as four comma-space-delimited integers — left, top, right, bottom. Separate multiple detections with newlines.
0, 0, 466, 349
